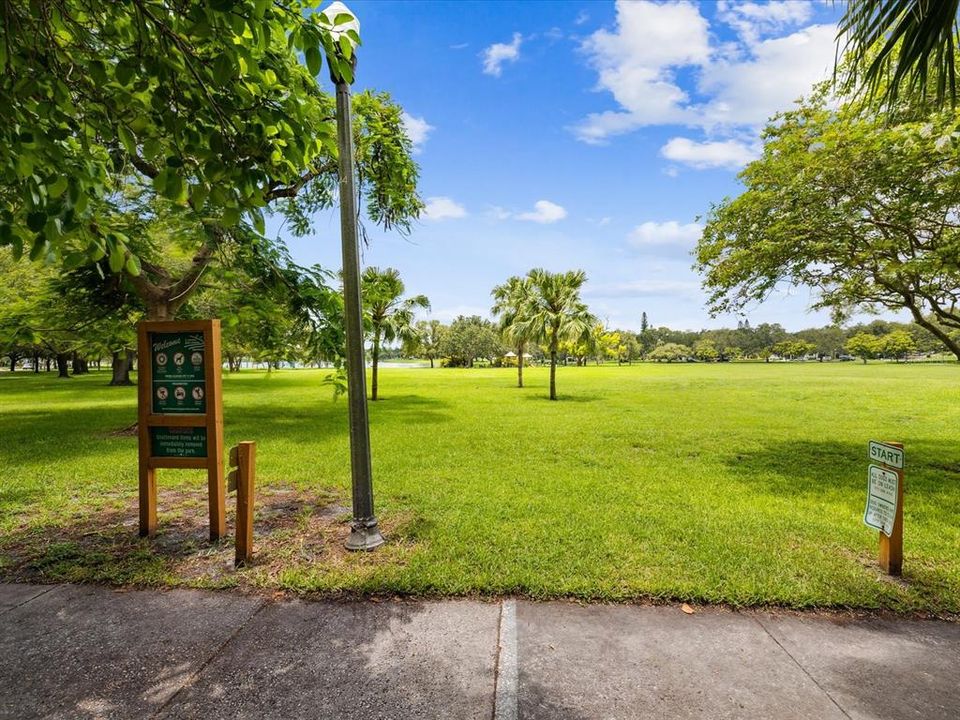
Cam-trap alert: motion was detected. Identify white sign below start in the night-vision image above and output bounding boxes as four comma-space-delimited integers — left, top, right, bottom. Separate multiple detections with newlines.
864, 464, 898, 537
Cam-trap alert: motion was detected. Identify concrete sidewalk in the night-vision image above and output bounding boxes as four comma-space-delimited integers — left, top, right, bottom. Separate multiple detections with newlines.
1, 583, 958, 720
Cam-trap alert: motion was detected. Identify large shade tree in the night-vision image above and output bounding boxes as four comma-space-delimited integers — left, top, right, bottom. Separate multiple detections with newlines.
491, 275, 536, 388
360, 266, 428, 401
696, 81, 960, 360
1, 2, 422, 320
514, 269, 594, 401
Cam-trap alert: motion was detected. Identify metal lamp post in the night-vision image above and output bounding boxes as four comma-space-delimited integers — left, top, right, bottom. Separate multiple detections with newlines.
321, 1, 384, 551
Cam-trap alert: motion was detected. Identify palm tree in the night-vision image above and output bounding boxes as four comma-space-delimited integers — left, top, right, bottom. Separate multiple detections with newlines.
839, 0, 960, 108
513, 269, 595, 401
491, 275, 536, 388
360, 267, 429, 400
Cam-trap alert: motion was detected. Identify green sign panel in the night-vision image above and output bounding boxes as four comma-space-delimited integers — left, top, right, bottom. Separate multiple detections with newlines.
150, 331, 206, 414
150, 426, 208, 458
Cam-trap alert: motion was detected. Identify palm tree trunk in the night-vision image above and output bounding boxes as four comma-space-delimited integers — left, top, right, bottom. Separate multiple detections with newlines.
549, 350, 557, 400
371, 330, 380, 401
517, 342, 524, 388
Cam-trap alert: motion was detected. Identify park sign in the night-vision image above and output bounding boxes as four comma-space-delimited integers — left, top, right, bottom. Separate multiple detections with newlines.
137, 320, 225, 541
863, 464, 898, 536
868, 440, 904, 470
863, 440, 904, 576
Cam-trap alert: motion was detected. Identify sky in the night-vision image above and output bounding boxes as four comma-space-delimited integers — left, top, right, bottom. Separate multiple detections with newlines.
279, 0, 867, 333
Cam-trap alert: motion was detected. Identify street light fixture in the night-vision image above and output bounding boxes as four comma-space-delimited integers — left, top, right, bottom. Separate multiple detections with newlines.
320, 1, 384, 551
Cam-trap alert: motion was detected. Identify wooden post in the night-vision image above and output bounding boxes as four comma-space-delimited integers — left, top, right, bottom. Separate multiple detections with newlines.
229, 442, 256, 567
879, 442, 904, 576
137, 325, 157, 537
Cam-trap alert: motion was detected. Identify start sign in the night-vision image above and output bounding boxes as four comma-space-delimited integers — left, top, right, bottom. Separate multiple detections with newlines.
864, 440, 904, 576
868, 440, 904, 469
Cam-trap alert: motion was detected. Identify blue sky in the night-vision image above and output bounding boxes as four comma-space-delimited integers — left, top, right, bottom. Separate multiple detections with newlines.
283, 0, 858, 332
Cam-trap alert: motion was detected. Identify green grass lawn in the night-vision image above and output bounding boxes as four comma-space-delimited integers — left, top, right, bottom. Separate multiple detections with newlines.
1, 362, 959, 612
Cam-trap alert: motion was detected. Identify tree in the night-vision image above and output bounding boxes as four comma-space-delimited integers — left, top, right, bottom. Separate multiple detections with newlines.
772, 340, 816, 360
696, 80, 960, 360
838, 0, 960, 109
405, 320, 445, 368
1, 3, 422, 320
846, 333, 882, 363
440, 315, 502, 368
693, 339, 719, 362
360, 267, 428, 401
881, 330, 917, 361
513, 269, 595, 400
491, 275, 536, 387
648, 343, 690, 363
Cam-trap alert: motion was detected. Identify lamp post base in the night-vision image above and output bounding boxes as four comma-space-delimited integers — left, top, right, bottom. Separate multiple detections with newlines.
345, 517, 385, 551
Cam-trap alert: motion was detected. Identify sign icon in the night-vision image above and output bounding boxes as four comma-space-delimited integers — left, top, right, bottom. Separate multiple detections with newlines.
192, 386, 205, 401
191, 351, 203, 366
174, 386, 186, 401
156, 352, 168, 366
156, 386, 168, 401
173, 352, 185, 366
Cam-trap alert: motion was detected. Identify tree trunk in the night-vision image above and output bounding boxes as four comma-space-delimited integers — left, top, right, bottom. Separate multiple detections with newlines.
371, 331, 380, 401
56, 353, 70, 378
549, 350, 557, 400
429, 357, 434, 369
7, 353, 18, 372
33, 353, 40, 373
45, 357, 51, 372
72, 353, 89, 375
146, 301, 176, 322
109, 350, 135, 386
517, 343, 524, 388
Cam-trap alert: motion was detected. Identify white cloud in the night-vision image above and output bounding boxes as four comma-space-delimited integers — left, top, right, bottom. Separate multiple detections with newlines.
717, 1, 813, 45
422, 196, 467, 221
574, 0, 836, 162
450, 42, 469, 50
517, 200, 567, 224
629, 221, 702, 247
482, 33, 522, 77
487, 206, 512, 221
575, 10, 590, 26
660, 137, 758, 170
401, 112, 434, 153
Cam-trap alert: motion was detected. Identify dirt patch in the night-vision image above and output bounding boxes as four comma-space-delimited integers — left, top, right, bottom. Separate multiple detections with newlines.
0, 485, 419, 592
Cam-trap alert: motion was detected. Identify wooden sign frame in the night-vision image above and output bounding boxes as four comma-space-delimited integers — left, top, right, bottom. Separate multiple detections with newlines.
137, 319, 225, 540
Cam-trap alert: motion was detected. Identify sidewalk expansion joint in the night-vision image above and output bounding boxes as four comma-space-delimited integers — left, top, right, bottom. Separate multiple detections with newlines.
0, 584, 61, 617
150, 597, 268, 718
751, 614, 852, 720
493, 599, 518, 720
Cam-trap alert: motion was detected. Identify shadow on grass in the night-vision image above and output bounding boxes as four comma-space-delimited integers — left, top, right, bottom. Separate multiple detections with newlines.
723, 439, 960, 502
367, 394, 454, 427
521, 393, 603, 404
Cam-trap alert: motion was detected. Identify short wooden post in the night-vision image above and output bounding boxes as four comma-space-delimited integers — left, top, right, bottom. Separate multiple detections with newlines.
229, 441, 256, 567
879, 442, 904, 576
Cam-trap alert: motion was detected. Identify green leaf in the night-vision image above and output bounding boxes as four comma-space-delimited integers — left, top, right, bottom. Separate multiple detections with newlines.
125, 254, 142, 276
305, 46, 322, 76
108, 247, 125, 273
16, 154, 34, 178
29, 237, 47, 261
249, 207, 265, 235
48, 176, 69, 199
190, 183, 209, 211
63, 252, 87, 270
333, 13, 355, 26
10, 237, 23, 261
338, 60, 354, 84
339, 35, 353, 61
214, 54, 234, 85
118, 125, 136, 156
222, 207, 241, 226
